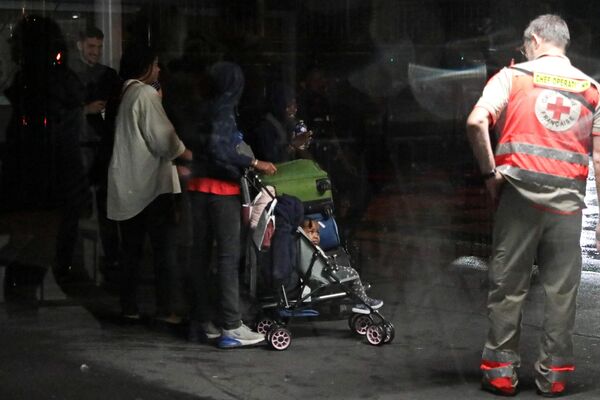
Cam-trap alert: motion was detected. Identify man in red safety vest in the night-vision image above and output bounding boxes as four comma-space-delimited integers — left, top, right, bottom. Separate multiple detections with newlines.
466, 14, 600, 397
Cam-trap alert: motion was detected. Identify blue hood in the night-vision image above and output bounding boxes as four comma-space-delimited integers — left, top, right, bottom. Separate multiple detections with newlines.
210, 61, 245, 112
205, 61, 253, 182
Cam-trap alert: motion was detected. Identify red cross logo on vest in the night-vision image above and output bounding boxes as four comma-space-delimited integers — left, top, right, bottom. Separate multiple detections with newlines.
535, 89, 581, 132
547, 97, 571, 120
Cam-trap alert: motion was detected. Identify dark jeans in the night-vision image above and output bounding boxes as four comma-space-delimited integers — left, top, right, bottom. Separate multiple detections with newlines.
96, 184, 121, 266
165, 190, 192, 316
119, 193, 176, 315
189, 191, 242, 330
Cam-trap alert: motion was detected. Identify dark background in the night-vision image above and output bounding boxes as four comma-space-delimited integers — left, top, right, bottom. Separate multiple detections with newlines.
1, 0, 599, 250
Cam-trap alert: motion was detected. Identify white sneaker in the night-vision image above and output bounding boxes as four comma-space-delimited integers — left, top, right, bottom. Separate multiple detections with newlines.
218, 323, 265, 348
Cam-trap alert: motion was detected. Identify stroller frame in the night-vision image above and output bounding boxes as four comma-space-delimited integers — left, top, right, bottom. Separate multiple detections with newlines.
242, 169, 395, 350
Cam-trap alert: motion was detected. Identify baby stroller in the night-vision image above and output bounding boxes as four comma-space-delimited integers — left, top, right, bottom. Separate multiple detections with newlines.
242, 160, 395, 350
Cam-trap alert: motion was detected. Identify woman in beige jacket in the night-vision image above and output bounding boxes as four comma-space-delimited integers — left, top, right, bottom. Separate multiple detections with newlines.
108, 44, 191, 319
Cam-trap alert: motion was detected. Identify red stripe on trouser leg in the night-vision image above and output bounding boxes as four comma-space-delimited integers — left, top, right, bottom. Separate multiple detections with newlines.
550, 365, 575, 372
551, 382, 566, 393
480, 360, 512, 369
489, 377, 516, 394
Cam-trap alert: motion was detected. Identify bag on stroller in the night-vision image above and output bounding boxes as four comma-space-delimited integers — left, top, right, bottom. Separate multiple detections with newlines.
260, 159, 333, 215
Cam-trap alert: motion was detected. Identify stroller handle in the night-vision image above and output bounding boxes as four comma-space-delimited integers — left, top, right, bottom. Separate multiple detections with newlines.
243, 168, 276, 200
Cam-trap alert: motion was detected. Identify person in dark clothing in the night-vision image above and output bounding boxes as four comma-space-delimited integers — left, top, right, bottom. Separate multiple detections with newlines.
251, 82, 312, 163
69, 26, 123, 282
160, 64, 214, 323
72, 26, 122, 168
187, 61, 277, 348
0, 15, 89, 283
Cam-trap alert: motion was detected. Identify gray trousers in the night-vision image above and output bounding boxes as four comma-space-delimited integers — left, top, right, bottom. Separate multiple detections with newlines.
484, 184, 582, 390
189, 192, 242, 330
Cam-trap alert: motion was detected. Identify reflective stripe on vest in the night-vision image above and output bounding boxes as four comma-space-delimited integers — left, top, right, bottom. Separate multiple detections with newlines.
514, 66, 595, 111
496, 142, 589, 165
494, 67, 598, 193
496, 165, 587, 192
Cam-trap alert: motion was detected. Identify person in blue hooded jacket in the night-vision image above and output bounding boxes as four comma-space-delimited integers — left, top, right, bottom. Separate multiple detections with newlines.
187, 61, 276, 348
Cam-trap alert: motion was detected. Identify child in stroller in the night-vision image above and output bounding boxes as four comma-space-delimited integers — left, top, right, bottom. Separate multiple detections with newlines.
247, 190, 394, 350
299, 218, 382, 313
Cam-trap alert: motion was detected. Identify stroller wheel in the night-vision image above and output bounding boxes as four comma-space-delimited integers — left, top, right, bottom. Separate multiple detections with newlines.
350, 313, 373, 336
366, 324, 385, 346
269, 326, 292, 351
256, 317, 276, 335
383, 321, 395, 344
266, 324, 280, 342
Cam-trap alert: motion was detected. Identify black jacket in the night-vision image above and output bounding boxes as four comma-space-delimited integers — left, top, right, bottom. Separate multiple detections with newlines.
71, 59, 122, 185
271, 195, 304, 286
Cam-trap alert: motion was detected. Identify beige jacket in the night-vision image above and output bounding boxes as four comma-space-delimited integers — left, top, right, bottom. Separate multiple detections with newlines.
107, 80, 185, 220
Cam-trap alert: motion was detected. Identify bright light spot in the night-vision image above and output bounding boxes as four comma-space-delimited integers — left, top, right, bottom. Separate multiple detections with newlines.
72, 14, 79, 19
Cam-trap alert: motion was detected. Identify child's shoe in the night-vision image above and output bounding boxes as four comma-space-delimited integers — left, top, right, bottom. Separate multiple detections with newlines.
352, 298, 383, 314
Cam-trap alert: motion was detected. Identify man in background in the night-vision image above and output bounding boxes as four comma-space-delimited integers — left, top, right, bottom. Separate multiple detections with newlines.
58, 26, 122, 283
